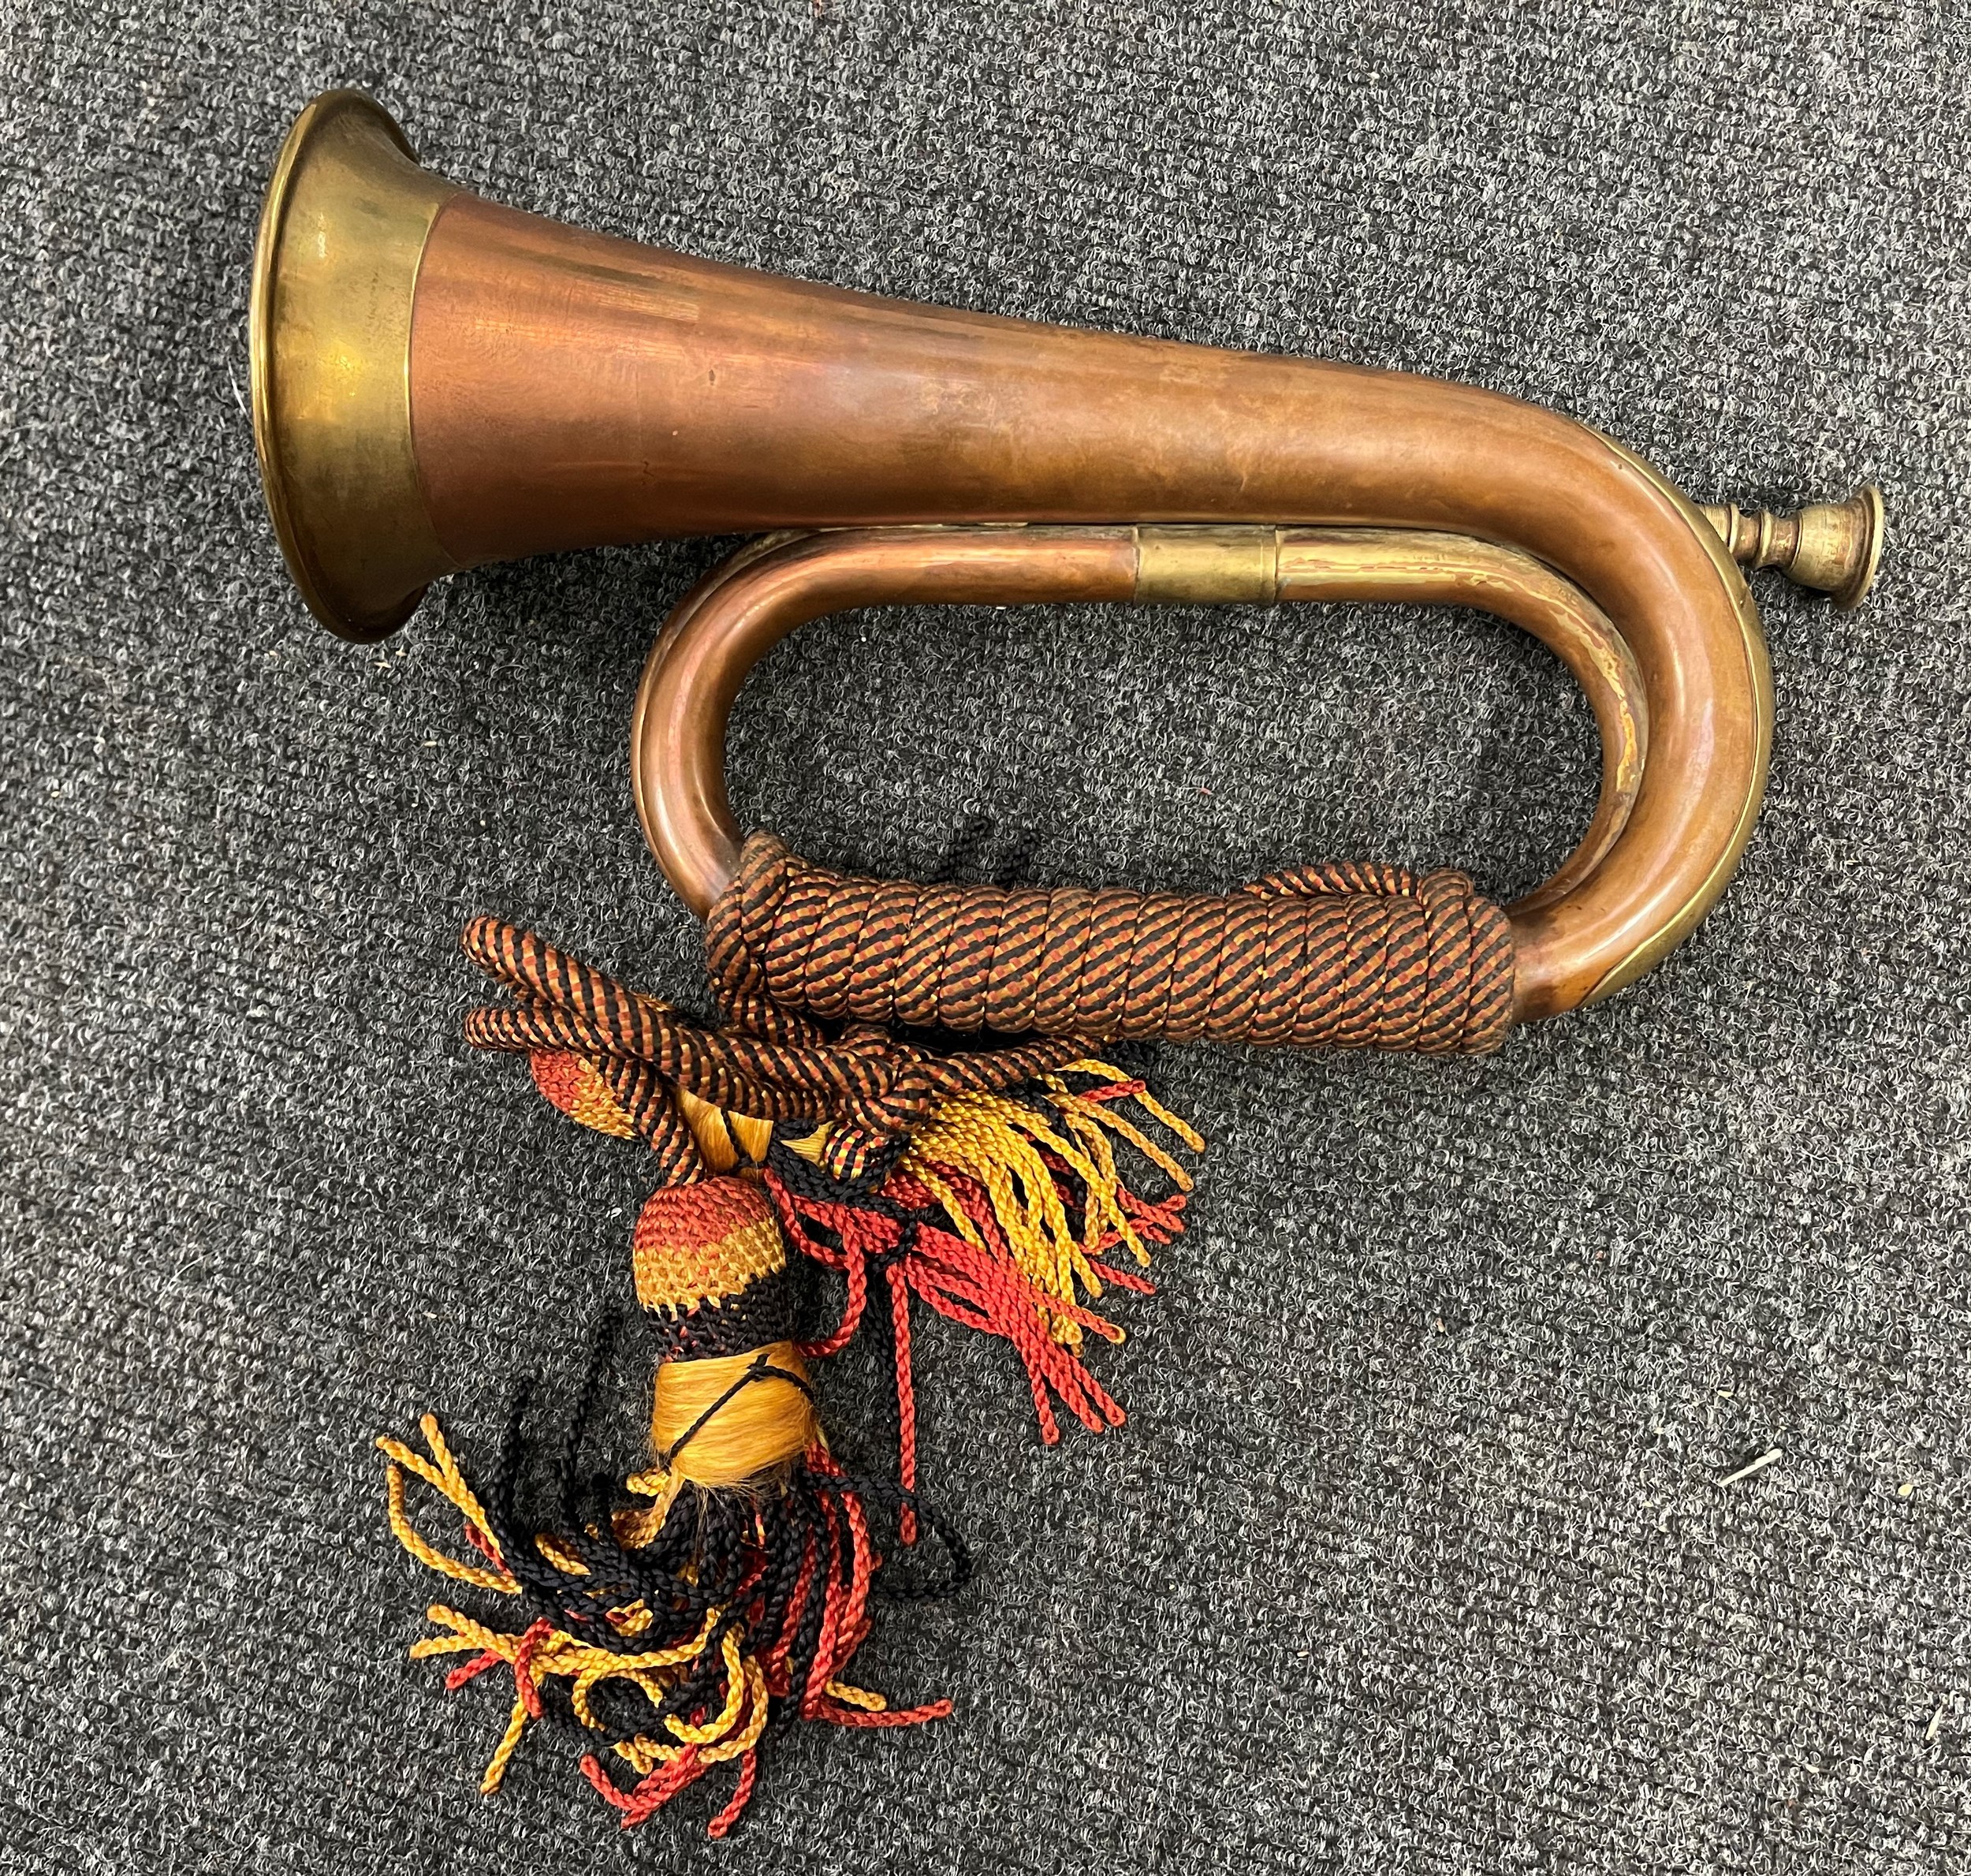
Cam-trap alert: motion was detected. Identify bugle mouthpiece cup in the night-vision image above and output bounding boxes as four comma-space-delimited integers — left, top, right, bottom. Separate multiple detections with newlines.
1700, 485, 1885, 610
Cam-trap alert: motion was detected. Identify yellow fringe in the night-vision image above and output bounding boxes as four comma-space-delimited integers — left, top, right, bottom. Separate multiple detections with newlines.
900, 1057, 1202, 1348
378, 1415, 518, 1595
482, 1694, 531, 1795
663, 1628, 748, 1743
824, 1676, 887, 1712
381, 1417, 761, 1796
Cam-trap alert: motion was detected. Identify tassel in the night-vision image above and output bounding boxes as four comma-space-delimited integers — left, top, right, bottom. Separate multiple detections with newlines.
381, 918, 1202, 1833
381, 1177, 963, 1837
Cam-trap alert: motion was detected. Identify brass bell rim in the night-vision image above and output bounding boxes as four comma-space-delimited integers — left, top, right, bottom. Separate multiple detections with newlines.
251, 91, 403, 641
249, 90, 451, 643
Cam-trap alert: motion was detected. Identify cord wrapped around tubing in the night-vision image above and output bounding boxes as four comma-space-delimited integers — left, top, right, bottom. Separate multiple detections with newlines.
631, 524, 1708, 1031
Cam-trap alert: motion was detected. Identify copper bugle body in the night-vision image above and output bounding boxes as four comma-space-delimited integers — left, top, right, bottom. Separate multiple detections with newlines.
250, 90, 1885, 1020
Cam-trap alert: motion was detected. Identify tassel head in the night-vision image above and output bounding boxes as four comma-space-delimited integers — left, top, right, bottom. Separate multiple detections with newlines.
632, 1177, 792, 1329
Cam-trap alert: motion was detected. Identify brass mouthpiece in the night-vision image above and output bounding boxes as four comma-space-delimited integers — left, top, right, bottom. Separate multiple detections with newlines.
1700, 485, 1884, 610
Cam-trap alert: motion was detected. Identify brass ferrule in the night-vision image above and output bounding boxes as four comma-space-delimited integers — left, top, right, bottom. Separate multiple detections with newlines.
1133, 525, 1282, 603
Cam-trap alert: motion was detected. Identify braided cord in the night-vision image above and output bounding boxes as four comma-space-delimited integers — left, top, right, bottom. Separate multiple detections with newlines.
704, 834, 1515, 1056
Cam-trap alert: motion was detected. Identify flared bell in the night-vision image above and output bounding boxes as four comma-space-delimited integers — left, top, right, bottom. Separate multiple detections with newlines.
250, 91, 460, 640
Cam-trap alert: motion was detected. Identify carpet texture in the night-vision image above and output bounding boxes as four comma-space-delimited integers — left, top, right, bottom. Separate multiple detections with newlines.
3, 4, 1966, 1871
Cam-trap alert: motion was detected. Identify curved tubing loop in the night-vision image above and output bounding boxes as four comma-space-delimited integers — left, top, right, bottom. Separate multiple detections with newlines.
629, 522, 1735, 1023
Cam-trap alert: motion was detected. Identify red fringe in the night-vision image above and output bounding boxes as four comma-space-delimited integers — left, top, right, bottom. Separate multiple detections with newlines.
768, 1168, 1157, 1457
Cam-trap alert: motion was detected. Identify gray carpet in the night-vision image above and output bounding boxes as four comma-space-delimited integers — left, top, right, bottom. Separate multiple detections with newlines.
3, 3, 1965, 1870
